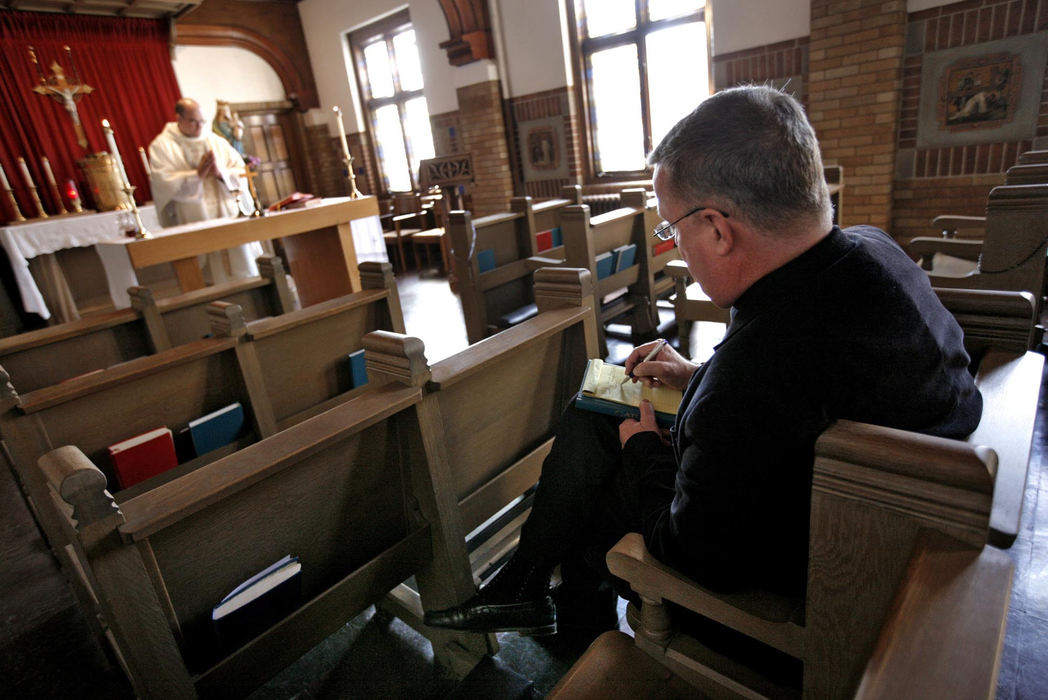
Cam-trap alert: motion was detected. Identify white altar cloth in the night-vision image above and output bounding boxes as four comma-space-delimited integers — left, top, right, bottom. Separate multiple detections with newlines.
0, 206, 160, 320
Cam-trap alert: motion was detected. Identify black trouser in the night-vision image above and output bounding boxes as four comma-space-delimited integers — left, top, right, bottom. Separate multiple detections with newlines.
517, 403, 668, 597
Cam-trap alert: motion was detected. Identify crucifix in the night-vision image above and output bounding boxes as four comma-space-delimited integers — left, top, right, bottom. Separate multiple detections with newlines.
30, 46, 94, 150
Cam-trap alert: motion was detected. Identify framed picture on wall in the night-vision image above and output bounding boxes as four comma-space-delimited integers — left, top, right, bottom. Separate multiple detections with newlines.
916, 31, 1048, 149
520, 116, 569, 181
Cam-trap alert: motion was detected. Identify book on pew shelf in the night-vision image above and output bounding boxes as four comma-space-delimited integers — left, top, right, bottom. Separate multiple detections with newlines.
477, 248, 496, 273
613, 243, 637, 271
348, 348, 368, 388
551, 226, 563, 247
212, 555, 302, 649
536, 229, 554, 252
575, 358, 682, 429
188, 402, 246, 456
107, 427, 179, 489
595, 251, 615, 280
653, 239, 676, 257
173, 426, 197, 463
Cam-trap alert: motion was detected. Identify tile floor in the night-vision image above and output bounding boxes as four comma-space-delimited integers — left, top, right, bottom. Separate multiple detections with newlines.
1, 269, 1047, 698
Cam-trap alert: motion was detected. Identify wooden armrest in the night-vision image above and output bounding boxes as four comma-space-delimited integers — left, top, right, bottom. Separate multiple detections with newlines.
971, 349, 1044, 547
473, 211, 521, 228
116, 383, 422, 541
533, 198, 571, 213
0, 308, 138, 354
666, 259, 690, 280
906, 237, 984, 268
154, 276, 267, 312
607, 533, 804, 655
931, 215, 987, 239
855, 529, 1012, 699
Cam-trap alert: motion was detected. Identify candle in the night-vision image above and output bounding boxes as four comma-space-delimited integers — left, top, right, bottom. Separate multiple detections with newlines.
0, 163, 9, 190
17, 157, 35, 187
333, 106, 351, 161
138, 146, 151, 175
101, 119, 130, 187
41, 157, 57, 186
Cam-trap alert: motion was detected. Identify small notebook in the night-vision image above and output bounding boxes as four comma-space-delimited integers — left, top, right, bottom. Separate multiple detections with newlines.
575, 358, 682, 428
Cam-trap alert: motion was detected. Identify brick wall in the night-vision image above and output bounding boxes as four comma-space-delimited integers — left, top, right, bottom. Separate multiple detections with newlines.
712, 38, 810, 105
455, 80, 515, 216
300, 124, 376, 198
892, 0, 1048, 242
809, 0, 908, 231
507, 86, 583, 199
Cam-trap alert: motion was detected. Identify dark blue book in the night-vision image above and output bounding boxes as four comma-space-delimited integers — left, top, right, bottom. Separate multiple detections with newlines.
551, 226, 563, 247
477, 248, 496, 273
212, 555, 302, 651
348, 348, 367, 388
613, 243, 637, 271
189, 402, 246, 456
595, 251, 615, 279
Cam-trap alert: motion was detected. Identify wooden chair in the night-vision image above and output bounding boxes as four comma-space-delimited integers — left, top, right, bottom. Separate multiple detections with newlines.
384, 193, 431, 272
549, 288, 1039, 698
0, 255, 294, 393
31, 379, 491, 698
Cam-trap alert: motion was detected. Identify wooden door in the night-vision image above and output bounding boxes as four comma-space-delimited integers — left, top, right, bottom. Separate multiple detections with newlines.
239, 110, 300, 207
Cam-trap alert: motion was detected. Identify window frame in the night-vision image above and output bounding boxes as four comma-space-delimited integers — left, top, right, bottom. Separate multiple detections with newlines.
567, 0, 714, 182
348, 8, 429, 194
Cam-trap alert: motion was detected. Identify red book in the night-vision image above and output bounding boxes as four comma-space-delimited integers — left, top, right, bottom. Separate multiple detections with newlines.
535, 229, 553, 252
653, 239, 676, 257
107, 427, 178, 489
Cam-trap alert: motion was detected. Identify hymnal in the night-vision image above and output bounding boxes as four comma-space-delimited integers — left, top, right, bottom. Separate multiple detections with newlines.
613, 243, 637, 272
348, 348, 368, 388
477, 248, 496, 273
107, 426, 178, 489
595, 251, 615, 280
653, 239, 676, 257
212, 555, 302, 649
535, 229, 553, 252
575, 358, 682, 428
188, 402, 246, 456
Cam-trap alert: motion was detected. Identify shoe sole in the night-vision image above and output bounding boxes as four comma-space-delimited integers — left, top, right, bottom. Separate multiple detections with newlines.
516, 623, 557, 637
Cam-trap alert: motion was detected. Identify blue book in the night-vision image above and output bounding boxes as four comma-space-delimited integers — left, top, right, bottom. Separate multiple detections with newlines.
575, 358, 680, 429
613, 243, 637, 271
477, 248, 496, 273
551, 227, 563, 247
595, 251, 615, 279
348, 348, 368, 388
189, 402, 246, 456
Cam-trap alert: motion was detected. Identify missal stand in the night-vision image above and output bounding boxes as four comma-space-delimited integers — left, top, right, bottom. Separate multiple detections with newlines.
419, 154, 474, 286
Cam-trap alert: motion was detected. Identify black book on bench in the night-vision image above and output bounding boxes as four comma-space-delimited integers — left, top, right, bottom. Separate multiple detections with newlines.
212, 555, 302, 650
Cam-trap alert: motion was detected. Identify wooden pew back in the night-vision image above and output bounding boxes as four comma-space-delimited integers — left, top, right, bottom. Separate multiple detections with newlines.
36, 380, 488, 699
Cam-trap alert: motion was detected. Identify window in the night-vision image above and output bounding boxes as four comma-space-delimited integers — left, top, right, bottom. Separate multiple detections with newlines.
350, 10, 435, 193
571, 0, 711, 178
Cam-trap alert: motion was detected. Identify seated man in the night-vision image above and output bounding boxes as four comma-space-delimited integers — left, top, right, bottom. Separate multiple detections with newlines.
425, 86, 983, 638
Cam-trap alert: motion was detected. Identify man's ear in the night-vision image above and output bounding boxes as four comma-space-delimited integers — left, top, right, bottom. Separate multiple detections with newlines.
709, 212, 735, 256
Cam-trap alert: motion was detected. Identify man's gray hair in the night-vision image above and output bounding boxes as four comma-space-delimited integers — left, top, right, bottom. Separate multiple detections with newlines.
647, 85, 831, 233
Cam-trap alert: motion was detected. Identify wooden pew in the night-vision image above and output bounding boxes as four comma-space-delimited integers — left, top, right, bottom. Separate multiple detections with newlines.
32, 380, 492, 699
233, 261, 405, 435
366, 268, 600, 627
548, 289, 1037, 699
0, 255, 294, 392
560, 199, 661, 354
448, 187, 581, 344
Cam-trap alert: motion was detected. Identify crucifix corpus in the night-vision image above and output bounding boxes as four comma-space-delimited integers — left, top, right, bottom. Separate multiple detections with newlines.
30, 45, 94, 150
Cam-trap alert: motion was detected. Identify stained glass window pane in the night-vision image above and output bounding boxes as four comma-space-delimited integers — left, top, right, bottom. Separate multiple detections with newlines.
374, 104, 411, 191
363, 41, 394, 98
582, 0, 636, 37
404, 97, 434, 179
393, 30, 423, 92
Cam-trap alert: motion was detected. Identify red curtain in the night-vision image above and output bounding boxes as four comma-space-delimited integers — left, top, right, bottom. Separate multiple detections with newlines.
0, 11, 181, 219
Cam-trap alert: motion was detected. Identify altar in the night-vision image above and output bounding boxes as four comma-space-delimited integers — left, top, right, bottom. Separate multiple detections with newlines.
1, 197, 386, 324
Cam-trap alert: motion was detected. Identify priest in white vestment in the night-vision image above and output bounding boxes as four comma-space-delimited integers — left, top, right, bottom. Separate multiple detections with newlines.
148, 98, 263, 284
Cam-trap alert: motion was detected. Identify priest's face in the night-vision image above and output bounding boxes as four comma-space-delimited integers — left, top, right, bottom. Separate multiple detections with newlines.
177, 105, 207, 138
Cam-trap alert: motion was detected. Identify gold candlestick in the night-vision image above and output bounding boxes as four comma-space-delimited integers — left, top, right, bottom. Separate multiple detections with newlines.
122, 183, 149, 239
344, 156, 363, 200
28, 185, 48, 219
4, 190, 26, 223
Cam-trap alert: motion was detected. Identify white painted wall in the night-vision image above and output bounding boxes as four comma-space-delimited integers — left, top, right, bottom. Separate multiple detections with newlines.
494, 0, 572, 97
709, 0, 809, 55
172, 46, 285, 121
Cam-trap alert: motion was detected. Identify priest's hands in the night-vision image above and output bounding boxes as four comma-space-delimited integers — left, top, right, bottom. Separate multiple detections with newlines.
623, 340, 700, 392
619, 400, 665, 447
196, 150, 220, 179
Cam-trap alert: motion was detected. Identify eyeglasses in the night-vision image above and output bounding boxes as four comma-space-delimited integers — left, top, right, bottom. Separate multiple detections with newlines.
652, 205, 730, 241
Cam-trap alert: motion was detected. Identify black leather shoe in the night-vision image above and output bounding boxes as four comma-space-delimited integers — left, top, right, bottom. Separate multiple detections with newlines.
424, 595, 556, 636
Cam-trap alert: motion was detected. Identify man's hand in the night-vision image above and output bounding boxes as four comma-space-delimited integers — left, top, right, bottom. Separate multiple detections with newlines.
196, 150, 219, 179
619, 399, 663, 447
623, 340, 700, 391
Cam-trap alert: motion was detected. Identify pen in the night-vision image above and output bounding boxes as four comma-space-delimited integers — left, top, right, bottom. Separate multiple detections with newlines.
621, 338, 667, 384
